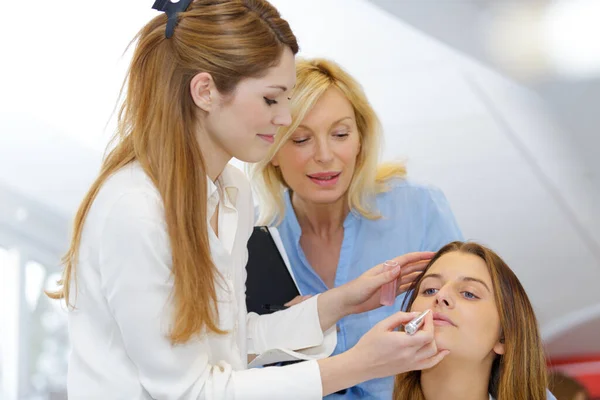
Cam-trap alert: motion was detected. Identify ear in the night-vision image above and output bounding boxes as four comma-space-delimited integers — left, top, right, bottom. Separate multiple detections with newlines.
190, 72, 218, 112
493, 337, 505, 355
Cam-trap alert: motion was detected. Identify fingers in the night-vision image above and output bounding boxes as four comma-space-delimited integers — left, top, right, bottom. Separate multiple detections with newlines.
365, 252, 434, 278
392, 252, 435, 267
364, 263, 402, 292
396, 270, 425, 295
414, 336, 438, 361
404, 309, 435, 346
414, 312, 438, 360
399, 271, 424, 286
417, 349, 450, 370
399, 260, 430, 276
377, 310, 422, 331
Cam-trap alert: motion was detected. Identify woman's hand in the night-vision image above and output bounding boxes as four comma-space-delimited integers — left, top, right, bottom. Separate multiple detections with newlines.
336, 252, 434, 316
317, 310, 449, 395
396, 257, 433, 295
351, 309, 449, 380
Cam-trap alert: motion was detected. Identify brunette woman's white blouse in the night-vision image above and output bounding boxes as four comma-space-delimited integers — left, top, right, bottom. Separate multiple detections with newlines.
67, 162, 336, 400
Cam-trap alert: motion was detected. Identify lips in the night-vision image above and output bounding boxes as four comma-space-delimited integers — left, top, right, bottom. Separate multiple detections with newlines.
307, 172, 341, 180
257, 134, 275, 143
306, 171, 341, 187
433, 312, 456, 326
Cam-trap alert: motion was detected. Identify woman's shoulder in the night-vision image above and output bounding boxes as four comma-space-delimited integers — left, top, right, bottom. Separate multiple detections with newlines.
222, 163, 251, 192
100, 162, 160, 199
90, 162, 164, 225
377, 177, 447, 205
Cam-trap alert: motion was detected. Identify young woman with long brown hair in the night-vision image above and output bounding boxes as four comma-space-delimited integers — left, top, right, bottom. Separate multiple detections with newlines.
47, 1, 448, 398
393, 241, 550, 400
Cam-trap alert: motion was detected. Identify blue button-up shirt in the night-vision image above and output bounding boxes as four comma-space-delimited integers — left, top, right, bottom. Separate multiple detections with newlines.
275, 180, 463, 399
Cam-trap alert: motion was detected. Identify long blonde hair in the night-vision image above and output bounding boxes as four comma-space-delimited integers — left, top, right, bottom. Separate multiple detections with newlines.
46, 0, 298, 344
393, 242, 548, 400
250, 58, 406, 226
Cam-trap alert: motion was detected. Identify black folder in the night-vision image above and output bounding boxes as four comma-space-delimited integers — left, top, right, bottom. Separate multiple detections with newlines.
245, 226, 301, 315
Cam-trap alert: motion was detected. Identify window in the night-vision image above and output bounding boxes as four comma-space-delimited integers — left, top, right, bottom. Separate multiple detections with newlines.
0, 248, 68, 400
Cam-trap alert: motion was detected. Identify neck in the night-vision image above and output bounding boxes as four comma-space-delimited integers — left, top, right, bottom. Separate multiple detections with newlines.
291, 192, 349, 238
420, 357, 492, 400
196, 129, 231, 182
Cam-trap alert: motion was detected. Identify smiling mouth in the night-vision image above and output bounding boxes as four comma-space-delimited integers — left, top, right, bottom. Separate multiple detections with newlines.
307, 172, 341, 181
257, 134, 275, 143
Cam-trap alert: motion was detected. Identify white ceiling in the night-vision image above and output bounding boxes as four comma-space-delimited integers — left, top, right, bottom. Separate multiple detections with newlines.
0, 0, 598, 357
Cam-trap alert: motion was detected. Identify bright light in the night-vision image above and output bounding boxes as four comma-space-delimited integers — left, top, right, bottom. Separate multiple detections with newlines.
0, 248, 21, 400
541, 0, 600, 78
25, 261, 46, 312
485, 0, 600, 80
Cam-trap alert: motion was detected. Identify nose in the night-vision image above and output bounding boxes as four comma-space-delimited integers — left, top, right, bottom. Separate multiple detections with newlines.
435, 285, 455, 309
315, 137, 334, 164
272, 108, 292, 127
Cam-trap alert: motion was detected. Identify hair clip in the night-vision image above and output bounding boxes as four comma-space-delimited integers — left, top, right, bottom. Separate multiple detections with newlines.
152, 0, 193, 39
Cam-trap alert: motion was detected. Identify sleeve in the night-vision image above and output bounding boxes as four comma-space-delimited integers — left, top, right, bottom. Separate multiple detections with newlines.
98, 192, 325, 400
246, 296, 337, 364
420, 186, 464, 251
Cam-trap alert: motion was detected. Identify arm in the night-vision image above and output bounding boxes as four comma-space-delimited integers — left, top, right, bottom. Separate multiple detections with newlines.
246, 294, 338, 357
99, 192, 324, 399
246, 250, 434, 359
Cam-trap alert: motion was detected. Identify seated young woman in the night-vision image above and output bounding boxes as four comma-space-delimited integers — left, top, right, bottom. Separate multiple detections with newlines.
393, 241, 550, 400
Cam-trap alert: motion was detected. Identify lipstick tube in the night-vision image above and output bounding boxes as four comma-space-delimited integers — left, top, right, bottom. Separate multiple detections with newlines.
404, 309, 431, 335
379, 260, 400, 306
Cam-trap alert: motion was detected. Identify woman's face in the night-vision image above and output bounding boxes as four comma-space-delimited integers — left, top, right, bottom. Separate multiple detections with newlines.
271, 87, 361, 205
411, 251, 505, 362
196, 47, 297, 165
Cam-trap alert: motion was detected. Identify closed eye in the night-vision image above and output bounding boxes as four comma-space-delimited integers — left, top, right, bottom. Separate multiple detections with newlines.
264, 97, 277, 106
292, 137, 309, 144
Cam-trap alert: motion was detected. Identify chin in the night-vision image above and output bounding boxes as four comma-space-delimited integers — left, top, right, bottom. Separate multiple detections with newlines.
235, 149, 269, 164
305, 191, 345, 205
433, 331, 453, 353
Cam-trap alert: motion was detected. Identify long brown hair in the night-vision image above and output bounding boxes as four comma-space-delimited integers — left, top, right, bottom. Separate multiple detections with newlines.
46, 0, 298, 344
393, 241, 548, 400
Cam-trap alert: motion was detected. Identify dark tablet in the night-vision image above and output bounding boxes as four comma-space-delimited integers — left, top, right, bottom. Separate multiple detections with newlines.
245, 226, 301, 315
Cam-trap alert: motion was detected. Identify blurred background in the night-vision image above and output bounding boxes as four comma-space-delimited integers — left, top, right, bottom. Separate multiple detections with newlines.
1, 0, 598, 398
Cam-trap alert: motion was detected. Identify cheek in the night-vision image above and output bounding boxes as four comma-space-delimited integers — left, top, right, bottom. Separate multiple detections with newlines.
410, 296, 433, 311
339, 139, 361, 166
277, 147, 310, 179
229, 98, 267, 129
463, 308, 501, 346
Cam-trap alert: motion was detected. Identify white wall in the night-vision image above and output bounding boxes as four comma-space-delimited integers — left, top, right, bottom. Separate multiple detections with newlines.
0, 0, 598, 362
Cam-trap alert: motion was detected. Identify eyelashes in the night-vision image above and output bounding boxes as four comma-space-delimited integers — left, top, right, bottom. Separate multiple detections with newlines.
264, 97, 277, 106
420, 287, 480, 300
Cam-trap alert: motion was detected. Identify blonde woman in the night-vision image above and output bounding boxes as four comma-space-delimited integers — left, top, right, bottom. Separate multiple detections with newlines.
47, 2, 448, 399
251, 58, 463, 399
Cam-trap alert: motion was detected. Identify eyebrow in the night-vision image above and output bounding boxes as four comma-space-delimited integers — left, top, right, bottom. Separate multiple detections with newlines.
297, 116, 353, 132
421, 273, 491, 293
268, 84, 296, 92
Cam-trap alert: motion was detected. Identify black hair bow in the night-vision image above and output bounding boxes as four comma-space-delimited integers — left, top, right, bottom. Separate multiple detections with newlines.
152, 0, 193, 38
